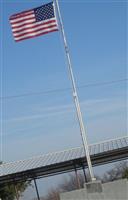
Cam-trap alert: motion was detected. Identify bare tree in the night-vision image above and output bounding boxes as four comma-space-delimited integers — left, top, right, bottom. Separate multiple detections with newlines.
40, 172, 94, 200
59, 173, 85, 192
34, 161, 128, 200
44, 188, 60, 200
102, 161, 128, 183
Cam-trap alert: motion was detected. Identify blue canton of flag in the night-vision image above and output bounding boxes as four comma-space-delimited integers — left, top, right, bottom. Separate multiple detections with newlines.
10, 2, 58, 42
35, 3, 55, 22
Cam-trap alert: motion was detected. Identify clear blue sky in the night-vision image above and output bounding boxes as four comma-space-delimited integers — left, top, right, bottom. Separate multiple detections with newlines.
0, 0, 127, 164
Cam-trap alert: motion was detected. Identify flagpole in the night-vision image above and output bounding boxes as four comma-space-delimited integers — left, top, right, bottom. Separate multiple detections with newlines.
54, 0, 96, 182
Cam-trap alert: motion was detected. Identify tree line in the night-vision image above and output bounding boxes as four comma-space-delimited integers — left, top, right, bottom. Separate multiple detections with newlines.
0, 161, 128, 200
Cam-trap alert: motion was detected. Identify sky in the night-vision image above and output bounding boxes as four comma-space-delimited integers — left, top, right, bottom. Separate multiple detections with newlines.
0, 0, 127, 199
0, 0, 127, 164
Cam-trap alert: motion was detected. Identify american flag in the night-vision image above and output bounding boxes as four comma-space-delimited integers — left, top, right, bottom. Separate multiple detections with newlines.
9, 2, 58, 42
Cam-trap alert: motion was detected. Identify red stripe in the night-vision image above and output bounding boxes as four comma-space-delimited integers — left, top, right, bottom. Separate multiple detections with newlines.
10, 10, 33, 20
14, 24, 58, 38
10, 17, 35, 25
10, 12, 34, 21
11, 18, 56, 29
15, 29, 58, 42
11, 21, 35, 29
13, 20, 57, 34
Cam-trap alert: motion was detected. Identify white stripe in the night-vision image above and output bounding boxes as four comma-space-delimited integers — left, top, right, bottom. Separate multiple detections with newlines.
10, 13, 35, 23
15, 26, 58, 40
11, 17, 56, 29
12, 21, 54, 32
11, 19, 35, 27
10, 10, 33, 20
13, 22, 57, 36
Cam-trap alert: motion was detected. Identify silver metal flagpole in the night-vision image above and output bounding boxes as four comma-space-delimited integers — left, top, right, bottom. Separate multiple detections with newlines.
54, 0, 96, 181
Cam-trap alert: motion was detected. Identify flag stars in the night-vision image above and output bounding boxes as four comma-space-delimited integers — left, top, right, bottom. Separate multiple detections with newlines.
34, 3, 55, 22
